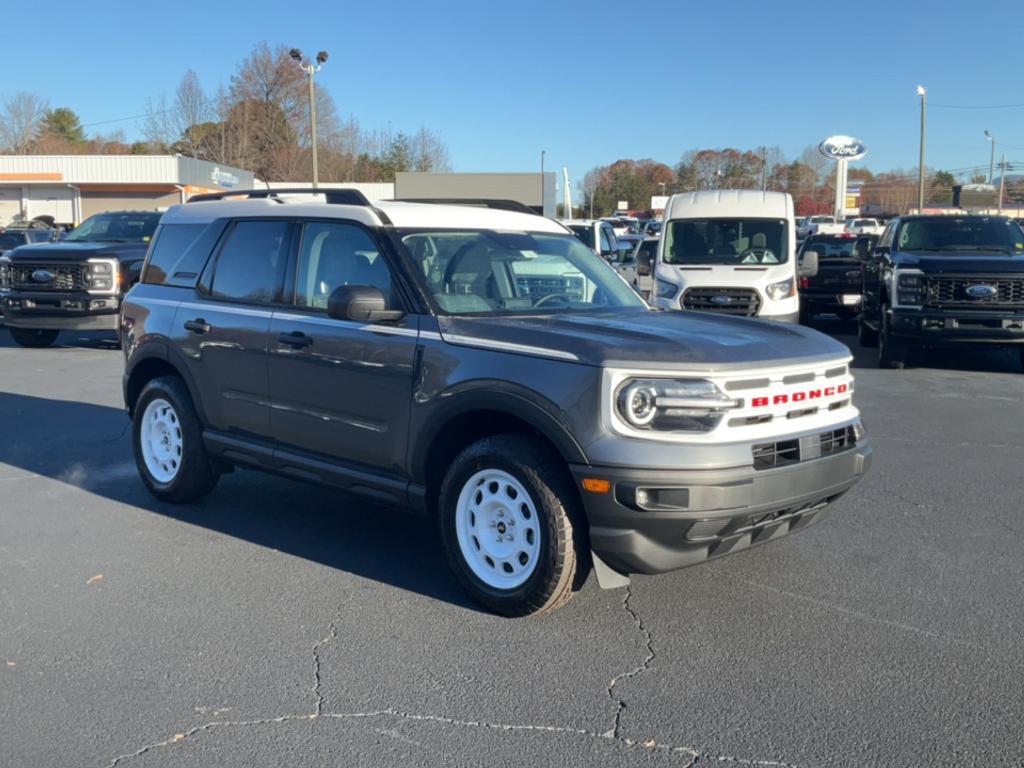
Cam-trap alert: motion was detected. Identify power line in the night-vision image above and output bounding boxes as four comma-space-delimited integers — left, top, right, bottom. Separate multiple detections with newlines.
80, 107, 178, 129
929, 101, 1024, 110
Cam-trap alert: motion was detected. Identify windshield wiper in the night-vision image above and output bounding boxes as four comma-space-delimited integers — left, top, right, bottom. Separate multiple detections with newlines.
936, 246, 1012, 254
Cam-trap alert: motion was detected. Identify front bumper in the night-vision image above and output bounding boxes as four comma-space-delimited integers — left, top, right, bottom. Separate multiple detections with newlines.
571, 439, 872, 575
3, 291, 120, 331
889, 307, 1024, 344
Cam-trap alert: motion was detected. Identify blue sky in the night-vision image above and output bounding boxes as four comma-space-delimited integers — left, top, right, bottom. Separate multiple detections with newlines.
7, 0, 1024, 190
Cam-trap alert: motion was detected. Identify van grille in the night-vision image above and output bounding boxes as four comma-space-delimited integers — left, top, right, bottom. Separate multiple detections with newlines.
682, 287, 761, 316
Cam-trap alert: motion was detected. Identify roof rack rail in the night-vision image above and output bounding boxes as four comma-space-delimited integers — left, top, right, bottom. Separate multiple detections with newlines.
393, 198, 540, 216
187, 187, 373, 206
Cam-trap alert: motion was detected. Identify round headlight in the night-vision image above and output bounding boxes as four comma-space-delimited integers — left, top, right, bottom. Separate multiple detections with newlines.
618, 382, 658, 426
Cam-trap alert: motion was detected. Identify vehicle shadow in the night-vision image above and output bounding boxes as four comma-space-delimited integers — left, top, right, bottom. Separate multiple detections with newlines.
0, 391, 478, 613
0, 327, 119, 350
808, 314, 1023, 374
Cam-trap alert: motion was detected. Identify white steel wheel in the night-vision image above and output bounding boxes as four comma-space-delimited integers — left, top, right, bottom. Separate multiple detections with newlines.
140, 398, 183, 483
455, 469, 542, 590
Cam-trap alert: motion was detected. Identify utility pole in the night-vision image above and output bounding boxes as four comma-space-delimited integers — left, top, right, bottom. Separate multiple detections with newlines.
540, 150, 546, 215
916, 85, 927, 211
998, 154, 1006, 211
290, 48, 329, 188
761, 147, 768, 191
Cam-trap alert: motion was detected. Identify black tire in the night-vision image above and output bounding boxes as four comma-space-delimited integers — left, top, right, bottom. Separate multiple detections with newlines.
132, 375, 219, 503
858, 315, 878, 348
8, 327, 59, 348
438, 434, 583, 617
877, 305, 907, 369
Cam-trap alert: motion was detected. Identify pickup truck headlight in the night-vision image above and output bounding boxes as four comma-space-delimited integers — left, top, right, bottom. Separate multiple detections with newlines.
765, 278, 795, 300
86, 258, 119, 294
895, 271, 924, 307
0, 256, 10, 289
616, 378, 739, 432
655, 278, 679, 300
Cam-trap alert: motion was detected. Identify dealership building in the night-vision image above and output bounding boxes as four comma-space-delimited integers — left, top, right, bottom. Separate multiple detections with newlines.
0, 155, 254, 227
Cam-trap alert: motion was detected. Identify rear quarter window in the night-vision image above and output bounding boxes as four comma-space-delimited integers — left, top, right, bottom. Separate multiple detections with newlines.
142, 222, 224, 287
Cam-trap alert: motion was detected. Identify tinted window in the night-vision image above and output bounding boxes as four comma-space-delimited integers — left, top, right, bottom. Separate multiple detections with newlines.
599, 226, 614, 253
210, 221, 289, 303
802, 237, 857, 259
896, 217, 1024, 254
142, 224, 210, 285
294, 222, 392, 309
0, 233, 27, 251
64, 212, 161, 243
568, 225, 594, 248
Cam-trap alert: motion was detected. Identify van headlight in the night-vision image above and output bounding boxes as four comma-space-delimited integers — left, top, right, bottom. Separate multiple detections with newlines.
765, 278, 795, 300
615, 378, 739, 432
655, 278, 679, 300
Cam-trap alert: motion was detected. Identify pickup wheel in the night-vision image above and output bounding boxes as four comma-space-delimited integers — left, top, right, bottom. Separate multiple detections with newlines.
132, 375, 219, 502
8, 328, 59, 348
877, 305, 906, 369
439, 435, 581, 617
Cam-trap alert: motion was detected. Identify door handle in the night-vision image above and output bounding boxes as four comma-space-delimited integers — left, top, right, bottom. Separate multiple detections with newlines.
184, 318, 211, 334
278, 331, 314, 348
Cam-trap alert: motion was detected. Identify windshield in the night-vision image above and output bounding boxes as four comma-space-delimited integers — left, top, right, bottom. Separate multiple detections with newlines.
897, 217, 1024, 254
64, 212, 161, 243
663, 217, 788, 265
810, 216, 835, 224
853, 219, 876, 227
802, 237, 858, 259
0, 233, 27, 251
400, 229, 646, 316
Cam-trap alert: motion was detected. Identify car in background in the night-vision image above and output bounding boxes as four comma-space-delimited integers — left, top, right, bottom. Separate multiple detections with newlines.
633, 237, 659, 299
643, 220, 662, 237
0, 210, 161, 347
797, 215, 845, 239
0, 223, 56, 253
563, 219, 619, 260
796, 233, 877, 323
858, 214, 1024, 368
845, 218, 884, 236
601, 216, 639, 237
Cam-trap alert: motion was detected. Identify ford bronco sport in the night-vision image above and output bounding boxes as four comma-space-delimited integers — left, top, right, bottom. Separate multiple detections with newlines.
121, 189, 871, 616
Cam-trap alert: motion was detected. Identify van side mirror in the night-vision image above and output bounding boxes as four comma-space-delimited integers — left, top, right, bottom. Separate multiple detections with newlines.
327, 285, 403, 322
798, 250, 819, 278
636, 250, 652, 276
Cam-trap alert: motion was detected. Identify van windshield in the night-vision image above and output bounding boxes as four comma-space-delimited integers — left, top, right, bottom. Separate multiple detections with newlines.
664, 218, 788, 265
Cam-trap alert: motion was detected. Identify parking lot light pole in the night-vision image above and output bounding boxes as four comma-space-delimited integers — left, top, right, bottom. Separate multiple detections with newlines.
290, 48, 329, 188
540, 150, 546, 215
916, 85, 927, 211
984, 130, 995, 184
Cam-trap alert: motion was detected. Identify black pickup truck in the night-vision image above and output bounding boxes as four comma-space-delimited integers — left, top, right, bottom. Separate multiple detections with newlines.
797, 234, 878, 323
0, 211, 161, 347
858, 214, 1024, 368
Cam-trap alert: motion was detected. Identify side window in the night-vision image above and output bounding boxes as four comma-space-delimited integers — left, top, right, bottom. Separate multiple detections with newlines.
599, 226, 613, 254
142, 223, 214, 286
209, 220, 289, 303
879, 221, 895, 250
294, 221, 393, 310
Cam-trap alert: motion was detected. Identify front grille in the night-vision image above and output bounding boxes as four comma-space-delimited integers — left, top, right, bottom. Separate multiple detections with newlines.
922, 275, 1024, 309
11, 262, 87, 292
682, 287, 761, 316
752, 426, 857, 470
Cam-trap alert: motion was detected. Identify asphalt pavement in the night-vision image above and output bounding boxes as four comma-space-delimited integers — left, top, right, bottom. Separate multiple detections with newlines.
1, 320, 1022, 768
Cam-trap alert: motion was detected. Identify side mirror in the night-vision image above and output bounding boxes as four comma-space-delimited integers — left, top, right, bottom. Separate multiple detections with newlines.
327, 285, 403, 323
636, 250, 652, 276
798, 250, 819, 278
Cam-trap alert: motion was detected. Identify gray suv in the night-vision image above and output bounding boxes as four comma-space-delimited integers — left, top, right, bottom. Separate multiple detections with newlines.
121, 190, 871, 616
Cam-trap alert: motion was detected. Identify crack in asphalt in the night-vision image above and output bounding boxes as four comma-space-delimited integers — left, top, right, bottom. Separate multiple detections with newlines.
605, 584, 656, 740
102, 593, 794, 768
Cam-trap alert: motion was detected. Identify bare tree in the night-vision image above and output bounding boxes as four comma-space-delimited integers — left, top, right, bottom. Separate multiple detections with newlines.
174, 70, 211, 157
141, 93, 175, 150
0, 91, 49, 153
411, 126, 451, 173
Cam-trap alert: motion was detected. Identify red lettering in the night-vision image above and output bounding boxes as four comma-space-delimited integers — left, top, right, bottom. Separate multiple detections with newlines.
838, 383, 849, 394
752, 397, 769, 408
823, 386, 836, 396
773, 394, 789, 405
792, 391, 806, 402
808, 389, 822, 399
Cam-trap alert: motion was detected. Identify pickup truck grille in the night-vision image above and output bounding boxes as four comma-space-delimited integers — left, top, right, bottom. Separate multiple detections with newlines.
682, 287, 761, 316
923, 275, 1024, 309
752, 426, 857, 470
11, 262, 87, 292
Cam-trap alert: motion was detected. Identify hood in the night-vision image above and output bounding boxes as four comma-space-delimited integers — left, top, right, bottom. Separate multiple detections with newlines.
438, 309, 849, 369
896, 250, 1024, 274
655, 262, 792, 293
6, 241, 148, 262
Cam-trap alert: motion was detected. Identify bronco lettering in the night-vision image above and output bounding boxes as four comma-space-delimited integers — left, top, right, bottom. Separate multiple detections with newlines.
751, 383, 848, 408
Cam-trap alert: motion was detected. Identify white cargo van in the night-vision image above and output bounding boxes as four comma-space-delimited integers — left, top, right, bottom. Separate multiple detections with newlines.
650, 190, 804, 323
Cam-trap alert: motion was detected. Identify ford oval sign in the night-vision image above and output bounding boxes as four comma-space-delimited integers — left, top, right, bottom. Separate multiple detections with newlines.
819, 135, 867, 161
711, 295, 735, 306
31, 269, 55, 283
966, 284, 998, 299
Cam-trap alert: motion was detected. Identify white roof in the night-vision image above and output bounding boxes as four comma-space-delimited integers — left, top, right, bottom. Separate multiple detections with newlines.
161, 195, 568, 233
666, 190, 793, 219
